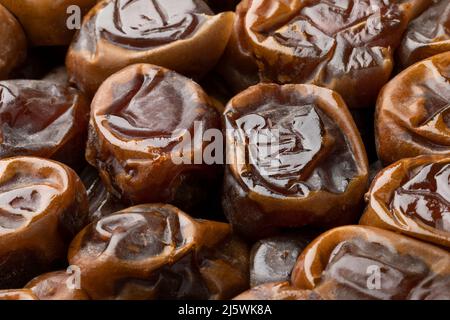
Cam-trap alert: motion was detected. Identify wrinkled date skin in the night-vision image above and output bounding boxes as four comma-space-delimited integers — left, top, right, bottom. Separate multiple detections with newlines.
81, 166, 125, 223
0, 0, 99, 46
376, 52, 450, 165
86, 64, 221, 209
0, 157, 88, 289
250, 234, 310, 287
291, 226, 450, 300
223, 84, 368, 239
0, 80, 90, 170
0, 289, 38, 300
68, 204, 249, 300
25, 271, 90, 300
399, 0, 450, 68
66, 0, 234, 96
222, 0, 433, 108
0, 4, 27, 80
85, 64, 222, 208
360, 155, 450, 248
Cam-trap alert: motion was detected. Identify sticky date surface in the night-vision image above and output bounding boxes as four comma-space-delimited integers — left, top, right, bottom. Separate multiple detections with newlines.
236, 0, 432, 107
292, 226, 450, 300
223, 84, 368, 238
399, 0, 450, 67
87, 64, 220, 205
69, 204, 249, 300
80, 0, 212, 52
0, 80, 89, 169
0, 157, 88, 289
361, 156, 450, 248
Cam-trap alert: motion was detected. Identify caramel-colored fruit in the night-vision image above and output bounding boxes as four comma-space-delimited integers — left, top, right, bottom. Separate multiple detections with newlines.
292, 226, 450, 300
0, 80, 90, 170
223, 83, 368, 239
68, 204, 249, 300
220, 0, 433, 107
0, 157, 88, 289
376, 52, 450, 165
86, 64, 221, 208
399, 0, 450, 67
360, 155, 450, 248
66, 0, 234, 96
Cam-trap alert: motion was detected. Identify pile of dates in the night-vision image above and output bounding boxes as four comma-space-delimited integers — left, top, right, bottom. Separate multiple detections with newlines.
0, 0, 449, 300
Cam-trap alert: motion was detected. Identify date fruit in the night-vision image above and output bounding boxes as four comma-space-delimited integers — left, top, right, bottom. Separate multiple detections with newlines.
68, 204, 249, 300
223, 83, 368, 239
360, 155, 450, 248
376, 52, 450, 165
66, 0, 234, 96
0, 157, 88, 289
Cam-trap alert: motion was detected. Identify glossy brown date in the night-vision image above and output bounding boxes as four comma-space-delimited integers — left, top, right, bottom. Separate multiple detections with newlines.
68, 204, 249, 300
0, 157, 88, 289
376, 52, 450, 165
66, 0, 234, 96
0, 4, 27, 80
25, 271, 90, 300
399, 0, 450, 68
86, 64, 221, 209
220, 0, 433, 108
360, 155, 450, 248
250, 234, 310, 287
0, 0, 99, 46
291, 226, 450, 300
223, 83, 369, 239
0, 80, 90, 170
